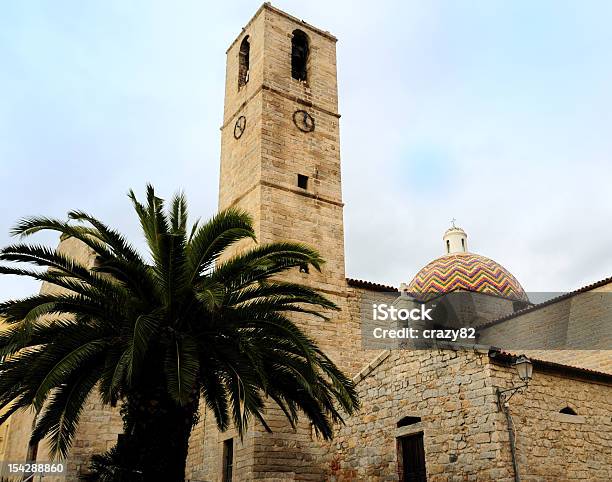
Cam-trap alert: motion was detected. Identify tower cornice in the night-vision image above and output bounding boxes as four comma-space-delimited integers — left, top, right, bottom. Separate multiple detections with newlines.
226, 2, 337, 54
220, 83, 340, 131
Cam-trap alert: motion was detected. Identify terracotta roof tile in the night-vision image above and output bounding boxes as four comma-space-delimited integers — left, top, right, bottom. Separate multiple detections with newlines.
346, 278, 397, 292
488, 348, 612, 382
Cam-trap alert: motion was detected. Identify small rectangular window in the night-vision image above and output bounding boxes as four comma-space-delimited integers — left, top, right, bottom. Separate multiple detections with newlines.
297, 174, 308, 189
222, 438, 233, 482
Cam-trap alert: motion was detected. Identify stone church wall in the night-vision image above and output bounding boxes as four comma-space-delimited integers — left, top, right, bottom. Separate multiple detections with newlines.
0, 408, 34, 464
186, 402, 258, 481
324, 347, 612, 481
325, 348, 515, 481
38, 395, 123, 481
490, 361, 612, 481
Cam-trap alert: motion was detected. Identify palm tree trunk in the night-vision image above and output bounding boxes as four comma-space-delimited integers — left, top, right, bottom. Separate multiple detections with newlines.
123, 391, 198, 481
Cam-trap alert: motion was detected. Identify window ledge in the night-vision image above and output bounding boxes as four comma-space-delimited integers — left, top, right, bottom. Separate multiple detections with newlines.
555, 413, 585, 424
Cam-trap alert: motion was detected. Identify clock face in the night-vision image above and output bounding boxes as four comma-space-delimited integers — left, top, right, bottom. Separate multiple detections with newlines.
233, 115, 246, 139
293, 110, 315, 132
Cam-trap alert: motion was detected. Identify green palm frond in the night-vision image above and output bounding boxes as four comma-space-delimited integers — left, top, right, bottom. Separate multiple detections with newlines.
186, 208, 255, 282
169, 191, 188, 234
30, 363, 103, 459
210, 242, 325, 289
164, 334, 200, 405
32, 339, 108, 410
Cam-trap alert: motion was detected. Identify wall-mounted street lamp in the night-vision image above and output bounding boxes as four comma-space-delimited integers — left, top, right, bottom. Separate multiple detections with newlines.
496, 354, 533, 409
514, 355, 534, 382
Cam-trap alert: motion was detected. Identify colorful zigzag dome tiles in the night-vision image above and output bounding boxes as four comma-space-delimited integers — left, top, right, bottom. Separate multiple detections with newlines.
406, 252, 528, 302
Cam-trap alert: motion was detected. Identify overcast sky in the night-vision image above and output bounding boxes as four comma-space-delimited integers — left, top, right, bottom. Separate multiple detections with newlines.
1, 0, 612, 301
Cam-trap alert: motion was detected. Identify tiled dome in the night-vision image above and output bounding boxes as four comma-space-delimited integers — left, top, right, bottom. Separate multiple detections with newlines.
406, 252, 528, 302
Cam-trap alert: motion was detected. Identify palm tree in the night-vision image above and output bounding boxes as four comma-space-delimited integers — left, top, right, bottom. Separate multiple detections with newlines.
0, 185, 358, 481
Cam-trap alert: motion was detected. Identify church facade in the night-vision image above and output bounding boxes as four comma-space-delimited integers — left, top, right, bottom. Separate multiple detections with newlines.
1, 4, 611, 481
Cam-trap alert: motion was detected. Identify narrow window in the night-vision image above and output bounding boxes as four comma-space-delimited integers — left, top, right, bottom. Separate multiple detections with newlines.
446, 240, 450, 253
291, 30, 309, 81
461, 238, 465, 250
222, 438, 233, 482
238, 36, 250, 88
560, 406, 577, 415
398, 433, 427, 482
297, 174, 308, 189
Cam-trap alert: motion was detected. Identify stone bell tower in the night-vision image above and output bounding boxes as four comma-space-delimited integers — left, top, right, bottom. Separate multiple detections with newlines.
186, 4, 352, 480
218, 2, 346, 296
